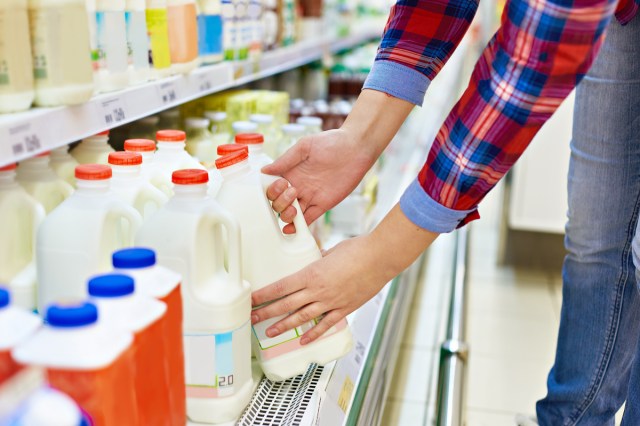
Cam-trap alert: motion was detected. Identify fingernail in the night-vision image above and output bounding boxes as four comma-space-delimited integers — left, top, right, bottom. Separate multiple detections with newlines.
284, 187, 296, 199
267, 328, 278, 337
251, 314, 259, 324
300, 337, 310, 345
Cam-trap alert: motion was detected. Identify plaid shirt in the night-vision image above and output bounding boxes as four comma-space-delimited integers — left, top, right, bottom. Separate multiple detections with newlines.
364, 0, 638, 232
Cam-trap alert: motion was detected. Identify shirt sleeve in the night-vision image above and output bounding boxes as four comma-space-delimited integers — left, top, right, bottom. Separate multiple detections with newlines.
401, 0, 619, 233
362, 0, 479, 106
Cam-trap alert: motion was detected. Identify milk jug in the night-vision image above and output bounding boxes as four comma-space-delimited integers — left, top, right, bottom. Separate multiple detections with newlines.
153, 130, 205, 196
112, 248, 185, 426
0, 288, 41, 384
234, 132, 273, 169
28, 0, 94, 106
0, 164, 45, 311
1, 386, 87, 426
205, 111, 232, 146
16, 153, 74, 213
88, 274, 171, 426
167, 0, 200, 74
185, 117, 216, 165
108, 152, 168, 219
124, 138, 173, 196
217, 143, 247, 156
0, 0, 34, 113
136, 169, 253, 423
36, 164, 142, 312
279, 122, 305, 156
215, 151, 353, 381
145, 0, 173, 78
13, 302, 138, 426
296, 116, 323, 134
125, 0, 151, 85
71, 130, 114, 165
124, 138, 156, 166
231, 120, 257, 138
50, 146, 79, 187
249, 113, 278, 158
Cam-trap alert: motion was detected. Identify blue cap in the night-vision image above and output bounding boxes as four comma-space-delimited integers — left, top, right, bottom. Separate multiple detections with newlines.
46, 303, 98, 327
0, 287, 9, 308
112, 248, 156, 269
88, 274, 135, 298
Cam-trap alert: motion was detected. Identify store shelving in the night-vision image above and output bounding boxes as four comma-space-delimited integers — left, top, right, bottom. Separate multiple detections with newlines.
0, 20, 383, 168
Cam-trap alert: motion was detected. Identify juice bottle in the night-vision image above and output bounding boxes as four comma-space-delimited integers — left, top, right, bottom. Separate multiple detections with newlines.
125, 0, 151, 84
153, 129, 206, 196
87, 274, 170, 426
145, 0, 173, 78
198, 0, 224, 64
36, 164, 142, 312
71, 130, 115, 165
185, 117, 216, 165
136, 169, 253, 423
0, 164, 45, 310
28, 0, 94, 106
16, 152, 74, 213
234, 132, 272, 168
111, 247, 186, 426
50, 146, 79, 187
167, 0, 200, 74
0, 0, 35, 113
0, 287, 41, 384
216, 150, 353, 381
12, 302, 138, 426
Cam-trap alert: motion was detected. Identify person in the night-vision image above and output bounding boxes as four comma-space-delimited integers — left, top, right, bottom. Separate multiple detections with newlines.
250, 0, 639, 423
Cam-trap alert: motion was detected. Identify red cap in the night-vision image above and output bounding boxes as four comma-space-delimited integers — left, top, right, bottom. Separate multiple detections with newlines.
235, 133, 264, 145
217, 144, 248, 156
0, 163, 17, 171
36, 151, 51, 157
215, 150, 249, 169
108, 152, 142, 166
172, 169, 209, 185
75, 164, 112, 180
156, 130, 186, 142
124, 139, 156, 152
96, 130, 110, 136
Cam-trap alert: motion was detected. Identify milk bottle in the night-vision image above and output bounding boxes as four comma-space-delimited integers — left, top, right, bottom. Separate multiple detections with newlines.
87, 274, 171, 426
125, 0, 151, 85
71, 130, 114, 165
124, 138, 173, 196
50, 145, 79, 187
145, 0, 173, 78
231, 120, 257, 138
279, 122, 305, 156
136, 169, 253, 423
13, 302, 138, 426
0, 288, 41, 384
167, 0, 200, 74
16, 152, 74, 213
234, 132, 272, 168
0, 164, 45, 311
108, 152, 168, 219
249, 113, 278, 158
112, 247, 185, 426
198, 0, 224, 64
217, 143, 247, 156
185, 117, 216, 165
28, 0, 94, 106
0, 0, 35, 113
2, 386, 87, 426
124, 138, 156, 163
296, 115, 323, 134
205, 110, 231, 146
153, 130, 205, 196
36, 164, 142, 312
215, 151, 353, 381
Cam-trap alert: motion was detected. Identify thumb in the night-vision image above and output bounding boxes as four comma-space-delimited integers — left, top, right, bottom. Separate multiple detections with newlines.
261, 139, 309, 176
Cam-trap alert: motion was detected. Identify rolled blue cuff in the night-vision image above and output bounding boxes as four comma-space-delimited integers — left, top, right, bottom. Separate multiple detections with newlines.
399, 179, 476, 233
363, 60, 430, 106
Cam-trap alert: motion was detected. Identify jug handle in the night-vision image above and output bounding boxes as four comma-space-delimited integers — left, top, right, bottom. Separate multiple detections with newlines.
206, 206, 243, 285
140, 186, 169, 211
58, 180, 74, 199
260, 174, 314, 243
106, 202, 143, 246
30, 200, 46, 258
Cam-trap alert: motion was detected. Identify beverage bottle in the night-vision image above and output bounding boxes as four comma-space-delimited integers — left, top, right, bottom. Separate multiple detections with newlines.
221, 0, 236, 60
111, 247, 186, 426
36, 164, 142, 312
153, 129, 206, 196
87, 274, 170, 426
50, 146, 79, 187
125, 0, 152, 84
205, 110, 231, 146
185, 117, 216, 165
12, 302, 138, 426
71, 130, 115, 165
279, 122, 305, 156
167, 0, 200, 74
296, 115, 323, 134
216, 150, 353, 381
234, 133, 272, 168
231, 120, 257, 139
249, 113, 278, 158
145, 0, 173, 79
197, 0, 224, 64
16, 152, 74, 213
136, 169, 253, 422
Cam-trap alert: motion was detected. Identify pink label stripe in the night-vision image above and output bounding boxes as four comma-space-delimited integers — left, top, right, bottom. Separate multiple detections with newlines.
186, 385, 218, 398
260, 319, 348, 361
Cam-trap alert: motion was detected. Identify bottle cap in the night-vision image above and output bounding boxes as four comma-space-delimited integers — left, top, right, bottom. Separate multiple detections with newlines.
281, 123, 306, 135
35, 151, 51, 158
156, 130, 186, 142
215, 151, 249, 169
88, 274, 135, 298
172, 169, 209, 185
296, 116, 323, 127
46, 303, 98, 328
0, 287, 9, 308
124, 139, 156, 152
231, 121, 258, 133
204, 111, 227, 122
0, 163, 17, 172
112, 248, 156, 269
108, 152, 142, 166
75, 164, 112, 180
235, 133, 264, 145
249, 114, 274, 124
217, 144, 248, 156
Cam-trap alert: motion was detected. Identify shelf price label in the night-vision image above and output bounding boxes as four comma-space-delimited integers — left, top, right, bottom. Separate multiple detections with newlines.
157, 81, 179, 105
8, 122, 42, 159
101, 97, 128, 126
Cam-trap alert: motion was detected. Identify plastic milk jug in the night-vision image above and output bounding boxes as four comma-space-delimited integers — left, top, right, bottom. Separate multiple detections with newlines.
208, 144, 247, 197
279, 122, 305, 157
36, 165, 142, 312
153, 130, 206, 196
12, 302, 138, 426
0, 385, 88, 426
136, 169, 253, 423
0, 164, 45, 310
231, 120, 257, 139
16, 152, 74, 214
234, 132, 273, 169
185, 117, 216, 165
167, 0, 200, 74
71, 130, 114, 165
108, 152, 168, 219
124, 138, 173, 196
112, 248, 185, 426
145, 0, 173, 78
0, 288, 41, 384
0, 0, 35, 113
88, 274, 171, 426
50, 146, 79, 187
249, 113, 278, 158
215, 150, 353, 381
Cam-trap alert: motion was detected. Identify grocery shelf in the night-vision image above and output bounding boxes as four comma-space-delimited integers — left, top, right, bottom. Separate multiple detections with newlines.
0, 20, 383, 168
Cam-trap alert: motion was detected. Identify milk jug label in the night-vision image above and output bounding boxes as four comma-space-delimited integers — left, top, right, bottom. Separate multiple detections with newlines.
252, 314, 316, 349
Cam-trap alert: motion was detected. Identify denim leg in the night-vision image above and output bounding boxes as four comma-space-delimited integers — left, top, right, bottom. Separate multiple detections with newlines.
536, 16, 640, 426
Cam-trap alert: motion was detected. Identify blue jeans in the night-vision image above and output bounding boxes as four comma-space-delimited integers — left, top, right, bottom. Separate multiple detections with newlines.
536, 16, 640, 426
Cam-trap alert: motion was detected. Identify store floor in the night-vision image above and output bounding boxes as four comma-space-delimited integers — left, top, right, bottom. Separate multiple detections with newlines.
380, 184, 627, 426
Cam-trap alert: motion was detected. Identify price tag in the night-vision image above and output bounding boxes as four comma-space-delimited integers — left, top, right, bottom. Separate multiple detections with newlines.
197, 74, 214, 93
157, 81, 179, 105
101, 96, 128, 126
8, 122, 42, 159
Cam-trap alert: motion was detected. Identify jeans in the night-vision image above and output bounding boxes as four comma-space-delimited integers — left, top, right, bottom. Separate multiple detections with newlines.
536, 16, 640, 426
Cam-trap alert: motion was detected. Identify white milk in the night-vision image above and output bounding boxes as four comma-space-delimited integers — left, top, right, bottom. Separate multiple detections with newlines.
28, 0, 94, 106
205, 111, 232, 147
108, 152, 168, 219
0, 0, 35, 113
153, 130, 206, 197
87, 0, 129, 93
0, 165, 45, 311
136, 169, 253, 423
296, 115, 323, 135
125, 0, 151, 85
185, 117, 216, 165
36, 164, 142, 312
249, 114, 278, 158
49, 146, 79, 187
234, 132, 273, 169
279, 123, 305, 157
215, 152, 353, 381
71, 131, 115, 165
123, 138, 173, 196
16, 153, 74, 214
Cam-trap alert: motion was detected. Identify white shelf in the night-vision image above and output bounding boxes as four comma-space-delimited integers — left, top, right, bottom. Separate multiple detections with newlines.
0, 21, 382, 168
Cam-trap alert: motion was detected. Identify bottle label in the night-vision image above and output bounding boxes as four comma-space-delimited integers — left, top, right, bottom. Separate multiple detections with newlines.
221, 0, 236, 60
145, 9, 172, 70
125, 11, 150, 70
94, 11, 128, 74
184, 322, 251, 398
198, 15, 223, 57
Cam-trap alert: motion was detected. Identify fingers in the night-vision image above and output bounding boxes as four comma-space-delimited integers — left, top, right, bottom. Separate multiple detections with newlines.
266, 178, 290, 202
300, 311, 343, 345
261, 138, 310, 176
251, 290, 309, 326
280, 205, 297, 224
302, 205, 326, 227
282, 223, 297, 235
271, 187, 297, 215
251, 274, 306, 307
265, 303, 325, 339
